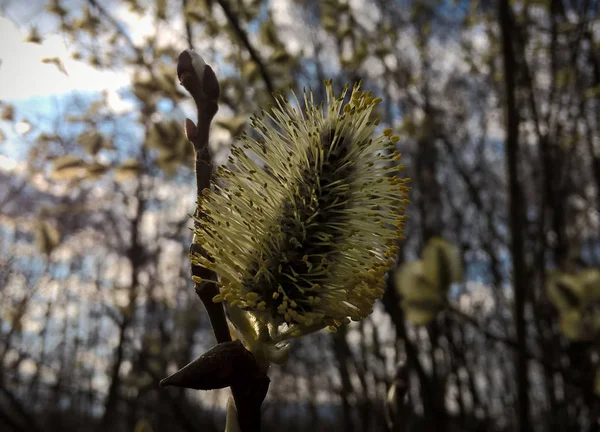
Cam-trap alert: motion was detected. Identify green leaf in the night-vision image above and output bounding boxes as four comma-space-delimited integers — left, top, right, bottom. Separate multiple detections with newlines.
37, 133, 59, 144
35, 221, 60, 256
242, 61, 259, 80
374, 45, 390, 58
395, 261, 442, 325
395, 238, 461, 325
403, 297, 443, 325
185, 5, 204, 22
558, 309, 599, 341
125, 0, 144, 14
85, 161, 110, 179
337, 25, 353, 39
46, 1, 68, 18
156, 0, 167, 20
134, 419, 153, 432
576, 269, 600, 303
322, 15, 337, 32
396, 261, 427, 296
422, 237, 463, 292
51, 156, 88, 180
77, 131, 106, 155
546, 272, 585, 310
146, 120, 185, 151
24, 27, 42, 44
585, 85, 600, 99
41, 57, 68, 76
114, 159, 143, 181
1, 105, 14, 121
271, 49, 291, 64
559, 309, 586, 340
404, 307, 438, 326
259, 20, 278, 46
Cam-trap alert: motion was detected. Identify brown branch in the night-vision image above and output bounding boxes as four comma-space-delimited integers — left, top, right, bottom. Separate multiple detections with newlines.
0, 407, 29, 432
215, 0, 275, 95
447, 306, 518, 349
176, 51, 230, 346
0, 385, 43, 432
87, 0, 134, 46
181, 0, 195, 50
499, 1, 530, 431
446, 305, 600, 404
384, 362, 409, 432
160, 50, 269, 432
381, 274, 438, 427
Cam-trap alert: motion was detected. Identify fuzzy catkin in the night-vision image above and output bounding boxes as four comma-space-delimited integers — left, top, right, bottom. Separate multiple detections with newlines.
191, 81, 409, 333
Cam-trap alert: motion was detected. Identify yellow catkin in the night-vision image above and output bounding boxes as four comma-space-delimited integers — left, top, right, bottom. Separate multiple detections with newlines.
191, 81, 409, 338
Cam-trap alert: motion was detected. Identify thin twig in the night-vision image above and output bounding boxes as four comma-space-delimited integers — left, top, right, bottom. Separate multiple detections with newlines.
499, 1, 530, 430
215, 0, 275, 95
87, 0, 134, 46
161, 50, 269, 432
447, 305, 600, 403
181, 0, 195, 50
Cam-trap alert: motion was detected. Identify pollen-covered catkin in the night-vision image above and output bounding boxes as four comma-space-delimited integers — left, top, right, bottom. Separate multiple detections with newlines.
191, 81, 409, 335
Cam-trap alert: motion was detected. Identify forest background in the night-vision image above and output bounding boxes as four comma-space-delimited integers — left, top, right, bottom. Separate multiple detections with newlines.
0, 0, 599, 431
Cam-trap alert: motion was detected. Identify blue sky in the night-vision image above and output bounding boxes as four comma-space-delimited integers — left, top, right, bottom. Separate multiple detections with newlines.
0, 12, 135, 163
0, 15, 131, 101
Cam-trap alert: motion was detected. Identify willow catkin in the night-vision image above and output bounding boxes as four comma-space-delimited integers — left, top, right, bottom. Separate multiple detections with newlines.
191, 81, 409, 336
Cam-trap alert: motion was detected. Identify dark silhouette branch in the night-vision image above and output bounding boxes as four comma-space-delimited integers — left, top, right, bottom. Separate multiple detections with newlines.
499, 2, 530, 431
215, 0, 275, 95
160, 50, 269, 432
181, 0, 195, 50
87, 0, 134, 46
0, 385, 43, 432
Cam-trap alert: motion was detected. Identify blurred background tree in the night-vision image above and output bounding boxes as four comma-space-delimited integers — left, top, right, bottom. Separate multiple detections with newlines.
0, 0, 599, 431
